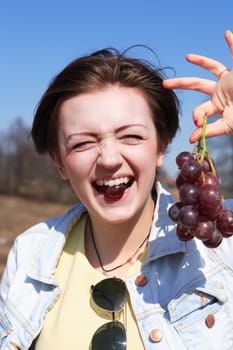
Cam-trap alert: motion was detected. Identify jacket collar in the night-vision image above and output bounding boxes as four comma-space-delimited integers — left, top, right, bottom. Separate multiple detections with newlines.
147, 182, 186, 262
28, 204, 86, 285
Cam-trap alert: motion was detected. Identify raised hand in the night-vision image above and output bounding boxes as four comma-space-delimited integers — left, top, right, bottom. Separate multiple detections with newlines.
163, 30, 233, 143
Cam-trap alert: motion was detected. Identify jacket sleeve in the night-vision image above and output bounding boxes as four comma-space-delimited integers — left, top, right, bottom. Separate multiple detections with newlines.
0, 240, 18, 299
0, 242, 19, 348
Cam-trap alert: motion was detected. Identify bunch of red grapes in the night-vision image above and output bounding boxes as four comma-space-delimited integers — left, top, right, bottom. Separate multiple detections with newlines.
168, 150, 233, 248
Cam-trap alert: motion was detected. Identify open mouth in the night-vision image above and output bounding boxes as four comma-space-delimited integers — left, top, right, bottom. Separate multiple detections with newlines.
94, 176, 134, 200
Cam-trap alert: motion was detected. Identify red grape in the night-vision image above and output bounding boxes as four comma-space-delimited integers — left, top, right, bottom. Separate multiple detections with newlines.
198, 172, 220, 188
176, 223, 194, 241
179, 205, 199, 228
179, 183, 199, 205
216, 208, 233, 237
199, 184, 222, 210
199, 204, 222, 221
201, 156, 216, 173
168, 202, 182, 223
193, 216, 215, 241
203, 228, 223, 248
176, 151, 194, 168
176, 173, 187, 189
105, 184, 126, 199
181, 159, 202, 183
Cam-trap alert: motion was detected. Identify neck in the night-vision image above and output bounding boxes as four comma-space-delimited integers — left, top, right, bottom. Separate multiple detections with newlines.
85, 197, 155, 277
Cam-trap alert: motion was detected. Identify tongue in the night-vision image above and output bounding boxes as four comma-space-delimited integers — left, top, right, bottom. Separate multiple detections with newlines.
105, 184, 126, 200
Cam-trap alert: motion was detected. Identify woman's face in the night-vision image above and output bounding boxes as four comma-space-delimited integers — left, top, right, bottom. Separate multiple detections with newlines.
56, 85, 163, 224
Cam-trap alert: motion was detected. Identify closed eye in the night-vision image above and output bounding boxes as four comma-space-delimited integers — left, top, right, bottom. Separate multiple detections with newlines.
72, 141, 97, 151
120, 134, 145, 144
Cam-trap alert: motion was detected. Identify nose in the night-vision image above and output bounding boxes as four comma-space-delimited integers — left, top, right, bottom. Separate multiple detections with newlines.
97, 138, 123, 169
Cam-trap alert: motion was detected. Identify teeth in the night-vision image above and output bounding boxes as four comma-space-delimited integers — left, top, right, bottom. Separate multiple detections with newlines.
96, 177, 130, 187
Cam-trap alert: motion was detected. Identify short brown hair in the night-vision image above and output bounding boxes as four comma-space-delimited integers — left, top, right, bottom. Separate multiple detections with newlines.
31, 48, 180, 158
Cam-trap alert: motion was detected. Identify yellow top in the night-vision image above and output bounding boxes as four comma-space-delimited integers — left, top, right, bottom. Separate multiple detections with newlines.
35, 212, 145, 349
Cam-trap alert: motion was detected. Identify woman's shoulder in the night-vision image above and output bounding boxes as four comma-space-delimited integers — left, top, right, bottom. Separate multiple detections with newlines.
7, 203, 86, 267
0, 203, 86, 286
16, 202, 86, 241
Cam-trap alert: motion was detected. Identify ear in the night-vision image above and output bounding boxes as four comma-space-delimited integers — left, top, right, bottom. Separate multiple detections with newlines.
156, 152, 164, 168
50, 153, 69, 181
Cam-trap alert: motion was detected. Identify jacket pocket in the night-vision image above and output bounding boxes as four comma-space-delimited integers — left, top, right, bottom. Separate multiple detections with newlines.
167, 279, 233, 350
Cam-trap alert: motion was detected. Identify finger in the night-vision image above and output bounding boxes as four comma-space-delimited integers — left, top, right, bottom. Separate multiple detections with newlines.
189, 127, 202, 143
189, 120, 227, 143
224, 30, 233, 56
192, 100, 219, 125
163, 77, 215, 94
186, 54, 227, 78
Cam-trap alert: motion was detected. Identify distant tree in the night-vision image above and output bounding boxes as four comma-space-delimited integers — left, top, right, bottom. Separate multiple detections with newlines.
0, 117, 76, 203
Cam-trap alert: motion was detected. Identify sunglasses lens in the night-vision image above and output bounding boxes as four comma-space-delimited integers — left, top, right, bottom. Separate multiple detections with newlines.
91, 321, 126, 350
92, 278, 126, 311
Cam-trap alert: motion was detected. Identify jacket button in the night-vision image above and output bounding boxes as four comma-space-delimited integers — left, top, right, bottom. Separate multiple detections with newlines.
150, 329, 163, 343
205, 314, 215, 328
135, 274, 148, 286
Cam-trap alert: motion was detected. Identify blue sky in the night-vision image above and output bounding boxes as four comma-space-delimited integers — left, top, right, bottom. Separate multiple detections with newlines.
1, 0, 232, 176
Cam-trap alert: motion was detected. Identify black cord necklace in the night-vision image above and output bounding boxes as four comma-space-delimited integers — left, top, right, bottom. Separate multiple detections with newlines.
89, 218, 151, 274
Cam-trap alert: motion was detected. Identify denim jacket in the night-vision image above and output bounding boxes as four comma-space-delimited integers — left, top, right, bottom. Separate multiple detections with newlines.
1, 183, 233, 350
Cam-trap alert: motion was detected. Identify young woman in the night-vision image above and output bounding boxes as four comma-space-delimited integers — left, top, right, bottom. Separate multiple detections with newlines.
0, 30, 233, 350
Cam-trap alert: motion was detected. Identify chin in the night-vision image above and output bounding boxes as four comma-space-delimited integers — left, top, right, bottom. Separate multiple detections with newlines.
96, 204, 142, 225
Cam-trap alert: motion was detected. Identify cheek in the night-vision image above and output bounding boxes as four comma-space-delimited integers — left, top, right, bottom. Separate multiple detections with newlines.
148, 140, 159, 153
125, 143, 159, 176
139, 142, 163, 174
144, 140, 160, 164
62, 153, 92, 181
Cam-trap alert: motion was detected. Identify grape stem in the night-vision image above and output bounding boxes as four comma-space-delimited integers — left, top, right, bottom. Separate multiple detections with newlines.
196, 113, 216, 175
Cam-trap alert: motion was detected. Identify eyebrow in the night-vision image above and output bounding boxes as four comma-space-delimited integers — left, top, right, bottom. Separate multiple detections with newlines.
65, 124, 147, 144
115, 124, 147, 132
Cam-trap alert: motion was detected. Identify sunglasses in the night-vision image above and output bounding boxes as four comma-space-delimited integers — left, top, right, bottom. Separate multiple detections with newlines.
91, 277, 127, 350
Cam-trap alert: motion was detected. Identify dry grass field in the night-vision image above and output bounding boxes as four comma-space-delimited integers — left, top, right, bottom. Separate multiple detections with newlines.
0, 195, 71, 279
